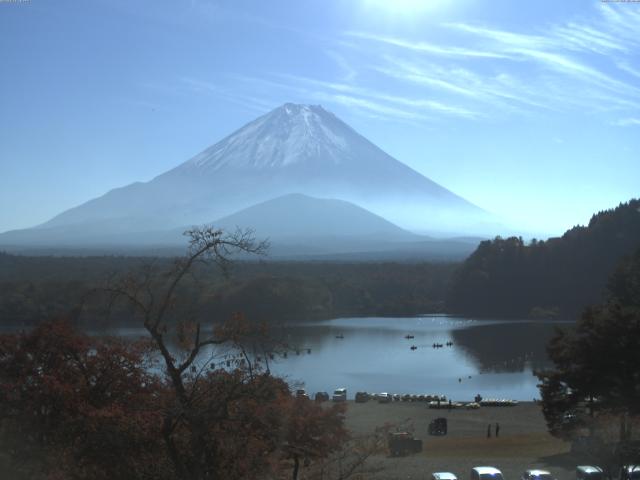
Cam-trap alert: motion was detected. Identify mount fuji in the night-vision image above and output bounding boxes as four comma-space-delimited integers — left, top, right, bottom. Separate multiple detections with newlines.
1, 103, 492, 251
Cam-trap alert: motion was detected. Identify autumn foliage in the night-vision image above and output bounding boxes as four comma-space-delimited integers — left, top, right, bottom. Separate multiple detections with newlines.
0, 318, 349, 480
0, 320, 169, 479
0, 228, 352, 479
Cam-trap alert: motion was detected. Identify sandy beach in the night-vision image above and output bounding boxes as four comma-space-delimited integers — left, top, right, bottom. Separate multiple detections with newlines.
343, 400, 576, 480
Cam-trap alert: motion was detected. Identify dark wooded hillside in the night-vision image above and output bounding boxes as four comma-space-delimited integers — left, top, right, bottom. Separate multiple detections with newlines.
446, 199, 640, 319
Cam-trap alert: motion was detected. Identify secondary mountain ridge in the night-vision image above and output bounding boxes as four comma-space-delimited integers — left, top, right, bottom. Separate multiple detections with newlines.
1, 103, 492, 252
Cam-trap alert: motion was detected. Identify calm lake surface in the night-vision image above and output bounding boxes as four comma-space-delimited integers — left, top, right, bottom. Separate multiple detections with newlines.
264, 316, 569, 401
94, 315, 570, 402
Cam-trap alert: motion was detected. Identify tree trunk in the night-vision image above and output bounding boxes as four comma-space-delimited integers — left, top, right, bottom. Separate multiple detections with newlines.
293, 454, 300, 480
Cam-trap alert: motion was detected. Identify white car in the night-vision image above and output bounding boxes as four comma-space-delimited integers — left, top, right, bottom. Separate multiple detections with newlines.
521, 470, 556, 480
378, 392, 392, 403
471, 467, 504, 480
332, 387, 347, 402
621, 466, 640, 480
432, 472, 458, 480
576, 466, 604, 480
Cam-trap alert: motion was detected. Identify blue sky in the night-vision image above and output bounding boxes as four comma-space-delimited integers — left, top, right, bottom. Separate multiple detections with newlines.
0, 0, 638, 236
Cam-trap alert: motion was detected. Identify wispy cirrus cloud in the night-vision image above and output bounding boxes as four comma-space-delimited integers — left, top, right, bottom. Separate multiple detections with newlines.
176, 4, 639, 128
208, 71, 480, 123
373, 56, 551, 115
227, 74, 434, 123
551, 23, 629, 55
276, 73, 481, 119
617, 61, 640, 79
345, 4, 640, 122
444, 20, 640, 98
345, 31, 509, 59
612, 117, 640, 127
179, 77, 278, 113
325, 50, 358, 82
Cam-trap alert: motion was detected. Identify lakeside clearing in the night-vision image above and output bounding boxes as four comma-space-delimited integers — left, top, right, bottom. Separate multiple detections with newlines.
343, 401, 576, 480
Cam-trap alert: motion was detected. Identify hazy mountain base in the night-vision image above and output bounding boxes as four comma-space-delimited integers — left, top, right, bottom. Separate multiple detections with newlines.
0, 194, 484, 260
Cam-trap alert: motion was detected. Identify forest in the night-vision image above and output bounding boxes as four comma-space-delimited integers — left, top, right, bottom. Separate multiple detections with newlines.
446, 199, 640, 319
2, 199, 639, 326
0, 253, 457, 327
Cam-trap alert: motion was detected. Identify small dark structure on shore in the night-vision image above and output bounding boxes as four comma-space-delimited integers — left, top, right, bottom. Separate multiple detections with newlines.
428, 417, 448, 436
388, 432, 423, 456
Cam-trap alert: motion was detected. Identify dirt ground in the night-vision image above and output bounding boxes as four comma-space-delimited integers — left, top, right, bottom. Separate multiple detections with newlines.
342, 400, 581, 480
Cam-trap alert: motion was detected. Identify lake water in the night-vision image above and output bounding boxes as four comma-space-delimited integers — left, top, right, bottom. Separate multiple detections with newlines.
32, 315, 569, 402
260, 316, 568, 401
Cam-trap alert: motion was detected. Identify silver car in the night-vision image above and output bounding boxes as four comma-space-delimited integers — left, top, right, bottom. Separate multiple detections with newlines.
620, 466, 640, 480
521, 470, 556, 480
433, 472, 458, 480
471, 467, 504, 480
576, 466, 604, 480
332, 387, 347, 402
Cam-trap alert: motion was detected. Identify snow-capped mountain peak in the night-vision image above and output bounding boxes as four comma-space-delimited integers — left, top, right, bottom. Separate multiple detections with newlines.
183, 103, 358, 171
21, 102, 490, 238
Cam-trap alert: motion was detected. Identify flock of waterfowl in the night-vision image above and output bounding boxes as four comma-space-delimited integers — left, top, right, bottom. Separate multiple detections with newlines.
335, 332, 455, 351
408, 336, 454, 351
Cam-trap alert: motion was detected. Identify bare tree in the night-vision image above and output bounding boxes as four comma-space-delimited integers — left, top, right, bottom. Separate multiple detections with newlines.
98, 226, 271, 479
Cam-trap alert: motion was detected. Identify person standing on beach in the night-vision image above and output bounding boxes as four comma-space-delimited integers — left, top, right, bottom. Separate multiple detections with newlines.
495, 422, 500, 437
487, 424, 491, 438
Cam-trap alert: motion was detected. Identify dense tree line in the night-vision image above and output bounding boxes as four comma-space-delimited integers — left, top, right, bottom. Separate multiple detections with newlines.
537, 246, 640, 469
0, 253, 457, 326
447, 199, 640, 319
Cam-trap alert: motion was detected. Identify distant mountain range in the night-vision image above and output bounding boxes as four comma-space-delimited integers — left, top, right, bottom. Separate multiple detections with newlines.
0, 103, 494, 258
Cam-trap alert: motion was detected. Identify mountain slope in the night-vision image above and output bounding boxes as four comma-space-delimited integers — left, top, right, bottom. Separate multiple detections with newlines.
212, 193, 418, 241
17, 103, 488, 239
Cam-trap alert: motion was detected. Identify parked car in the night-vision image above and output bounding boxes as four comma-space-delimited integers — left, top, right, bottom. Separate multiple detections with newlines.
314, 391, 329, 402
295, 389, 309, 399
621, 466, 640, 480
378, 392, 392, 403
429, 417, 447, 436
521, 469, 556, 480
387, 432, 422, 456
355, 391, 369, 403
432, 473, 458, 480
576, 466, 604, 480
471, 467, 504, 480
332, 387, 347, 402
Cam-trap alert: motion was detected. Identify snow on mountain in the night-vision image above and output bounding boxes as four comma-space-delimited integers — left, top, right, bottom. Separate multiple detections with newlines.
3, 103, 494, 246
184, 104, 352, 171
